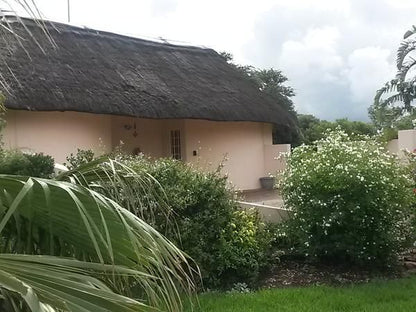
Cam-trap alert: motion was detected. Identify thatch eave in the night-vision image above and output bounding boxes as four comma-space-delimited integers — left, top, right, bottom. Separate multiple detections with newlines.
0, 16, 296, 131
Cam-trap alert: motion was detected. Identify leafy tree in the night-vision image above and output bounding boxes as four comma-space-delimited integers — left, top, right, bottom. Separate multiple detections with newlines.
370, 25, 416, 128
220, 52, 299, 144
246, 68, 296, 114
297, 114, 376, 145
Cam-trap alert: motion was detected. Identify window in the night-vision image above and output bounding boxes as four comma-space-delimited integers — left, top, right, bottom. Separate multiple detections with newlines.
170, 130, 181, 160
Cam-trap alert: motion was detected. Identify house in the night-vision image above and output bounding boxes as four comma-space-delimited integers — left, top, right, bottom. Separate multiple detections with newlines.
0, 16, 295, 190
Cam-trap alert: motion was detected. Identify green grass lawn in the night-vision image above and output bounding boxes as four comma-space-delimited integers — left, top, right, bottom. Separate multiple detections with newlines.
189, 276, 416, 312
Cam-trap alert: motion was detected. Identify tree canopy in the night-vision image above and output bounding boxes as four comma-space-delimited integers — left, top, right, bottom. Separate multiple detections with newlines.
297, 114, 376, 145
220, 52, 299, 144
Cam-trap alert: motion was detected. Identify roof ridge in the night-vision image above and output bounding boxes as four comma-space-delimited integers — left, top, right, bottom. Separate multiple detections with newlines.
2, 15, 215, 54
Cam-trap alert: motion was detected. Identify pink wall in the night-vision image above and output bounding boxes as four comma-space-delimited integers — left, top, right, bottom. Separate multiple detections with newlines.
111, 116, 166, 157
264, 144, 290, 176
111, 117, 187, 159
184, 120, 282, 190
3, 110, 288, 190
3, 110, 112, 163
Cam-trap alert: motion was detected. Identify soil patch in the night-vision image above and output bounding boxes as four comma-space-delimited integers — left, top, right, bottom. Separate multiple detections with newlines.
260, 250, 416, 289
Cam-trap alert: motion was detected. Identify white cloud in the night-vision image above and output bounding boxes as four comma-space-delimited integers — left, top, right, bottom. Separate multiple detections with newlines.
150, 0, 178, 17
245, 0, 416, 120
4, 0, 416, 120
278, 27, 346, 115
279, 26, 344, 80
346, 47, 394, 104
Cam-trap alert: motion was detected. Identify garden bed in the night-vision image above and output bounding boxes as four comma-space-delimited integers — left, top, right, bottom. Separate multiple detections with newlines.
260, 248, 416, 288
260, 259, 402, 288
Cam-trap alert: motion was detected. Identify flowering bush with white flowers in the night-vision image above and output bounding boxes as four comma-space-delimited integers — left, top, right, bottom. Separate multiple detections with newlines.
281, 130, 415, 267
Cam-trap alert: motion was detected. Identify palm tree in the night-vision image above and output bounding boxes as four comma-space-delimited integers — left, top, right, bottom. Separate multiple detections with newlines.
371, 26, 416, 128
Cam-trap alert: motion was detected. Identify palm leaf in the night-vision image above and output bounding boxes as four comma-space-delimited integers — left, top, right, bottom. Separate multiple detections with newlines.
374, 79, 416, 111
396, 39, 416, 70
397, 58, 416, 81
404, 25, 416, 40
0, 175, 196, 312
0, 254, 155, 312
55, 157, 174, 225
1, 1, 57, 92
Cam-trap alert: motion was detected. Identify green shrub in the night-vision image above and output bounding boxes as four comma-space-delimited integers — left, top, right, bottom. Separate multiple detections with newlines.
280, 130, 415, 267
24, 153, 55, 178
0, 150, 54, 178
0, 149, 30, 175
124, 157, 274, 289
65, 148, 95, 169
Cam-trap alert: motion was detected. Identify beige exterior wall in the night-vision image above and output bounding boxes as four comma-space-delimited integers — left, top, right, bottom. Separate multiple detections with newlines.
2, 110, 288, 190
111, 116, 165, 158
111, 116, 186, 159
183, 120, 286, 190
264, 144, 290, 175
3, 110, 112, 163
387, 130, 416, 157
398, 130, 416, 156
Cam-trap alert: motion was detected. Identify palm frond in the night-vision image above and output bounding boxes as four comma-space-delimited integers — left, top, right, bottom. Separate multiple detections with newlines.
397, 58, 416, 81
0, 254, 155, 312
374, 78, 416, 111
0, 175, 196, 312
396, 39, 416, 70
1, 1, 57, 91
404, 25, 416, 40
374, 80, 399, 105
56, 157, 175, 229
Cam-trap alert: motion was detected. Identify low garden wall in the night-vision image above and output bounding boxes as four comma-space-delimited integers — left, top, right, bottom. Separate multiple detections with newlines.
238, 201, 290, 223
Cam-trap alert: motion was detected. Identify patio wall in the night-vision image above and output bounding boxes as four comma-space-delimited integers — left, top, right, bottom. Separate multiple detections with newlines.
264, 144, 290, 176
387, 129, 416, 157
238, 201, 290, 223
386, 139, 398, 154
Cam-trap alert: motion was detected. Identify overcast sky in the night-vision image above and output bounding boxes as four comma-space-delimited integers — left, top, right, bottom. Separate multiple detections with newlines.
5, 0, 416, 121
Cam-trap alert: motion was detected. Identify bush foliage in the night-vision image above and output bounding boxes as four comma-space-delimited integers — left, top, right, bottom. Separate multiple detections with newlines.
0, 150, 55, 178
62, 150, 275, 288
0, 95, 55, 178
123, 157, 274, 289
65, 148, 95, 169
281, 130, 415, 267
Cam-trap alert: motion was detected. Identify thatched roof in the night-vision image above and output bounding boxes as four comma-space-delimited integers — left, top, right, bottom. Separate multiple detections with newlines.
0, 16, 295, 129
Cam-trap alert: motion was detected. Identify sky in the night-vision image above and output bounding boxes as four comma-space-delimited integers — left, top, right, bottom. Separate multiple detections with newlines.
4, 0, 416, 121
